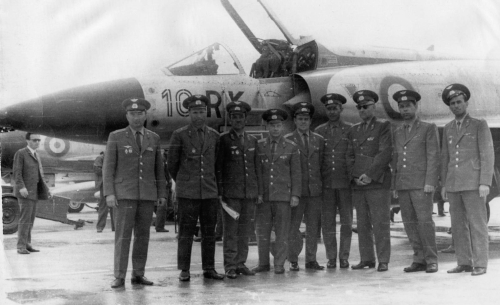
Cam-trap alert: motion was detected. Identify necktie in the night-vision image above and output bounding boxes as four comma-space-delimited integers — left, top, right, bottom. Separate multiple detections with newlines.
457, 121, 461, 133
303, 133, 309, 156
198, 128, 205, 147
271, 141, 277, 159
33, 152, 38, 161
136, 131, 142, 151
238, 134, 244, 145
404, 124, 410, 140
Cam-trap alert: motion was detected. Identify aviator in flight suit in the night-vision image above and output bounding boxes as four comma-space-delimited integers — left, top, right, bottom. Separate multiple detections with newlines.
392, 119, 439, 266
315, 120, 353, 263
441, 114, 494, 268
255, 136, 301, 268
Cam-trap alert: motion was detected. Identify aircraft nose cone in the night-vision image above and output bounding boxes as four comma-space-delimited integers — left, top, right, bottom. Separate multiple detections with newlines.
0, 78, 144, 143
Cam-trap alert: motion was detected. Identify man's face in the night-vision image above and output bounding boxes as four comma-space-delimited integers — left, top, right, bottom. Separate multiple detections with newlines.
448, 95, 468, 118
397, 101, 417, 121
189, 107, 207, 129
326, 103, 343, 122
229, 113, 246, 132
294, 113, 311, 133
357, 102, 376, 122
126, 110, 147, 130
27, 134, 41, 150
267, 120, 283, 138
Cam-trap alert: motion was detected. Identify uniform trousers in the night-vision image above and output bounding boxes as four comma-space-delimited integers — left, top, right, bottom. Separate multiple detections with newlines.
255, 200, 291, 267
222, 198, 255, 271
17, 198, 38, 250
114, 199, 155, 279
398, 189, 437, 264
96, 189, 114, 231
322, 188, 353, 261
448, 190, 488, 268
288, 196, 322, 263
177, 197, 218, 270
154, 201, 167, 230
353, 188, 391, 263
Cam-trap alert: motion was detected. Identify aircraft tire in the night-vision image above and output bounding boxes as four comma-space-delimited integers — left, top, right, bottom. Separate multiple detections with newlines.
2, 196, 19, 235
68, 201, 84, 213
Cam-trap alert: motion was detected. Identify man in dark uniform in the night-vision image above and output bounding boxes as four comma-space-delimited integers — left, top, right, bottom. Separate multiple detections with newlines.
440, 84, 494, 276
347, 90, 393, 272
168, 95, 224, 281
315, 93, 353, 269
95, 151, 114, 232
253, 109, 301, 275
391, 90, 439, 273
285, 102, 325, 271
216, 101, 258, 279
13, 132, 50, 254
103, 98, 167, 288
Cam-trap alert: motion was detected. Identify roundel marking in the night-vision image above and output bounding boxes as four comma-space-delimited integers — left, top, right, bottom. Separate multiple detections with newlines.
44, 137, 70, 157
379, 76, 416, 120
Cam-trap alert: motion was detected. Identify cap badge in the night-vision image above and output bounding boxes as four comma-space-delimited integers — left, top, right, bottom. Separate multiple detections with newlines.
195, 100, 202, 105
401, 96, 408, 101
132, 103, 138, 109
301, 108, 307, 112
235, 106, 240, 111
271, 115, 277, 119
359, 96, 365, 101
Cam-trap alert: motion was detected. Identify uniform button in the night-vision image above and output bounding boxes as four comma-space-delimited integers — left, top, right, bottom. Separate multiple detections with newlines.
201, 169, 204, 172
456, 152, 459, 154
456, 145, 459, 148
403, 159, 406, 161
245, 167, 248, 170
140, 177, 143, 179
403, 152, 406, 155
403, 165, 406, 168
201, 175, 204, 178
246, 174, 248, 176
455, 165, 458, 168
245, 160, 248, 163
456, 158, 459, 161
140, 162, 143, 165
332, 168, 335, 170
244, 154, 247, 157
271, 169, 274, 171
271, 175, 273, 178
404, 146, 407, 150
332, 149, 335, 152
140, 170, 143, 172
140, 156, 142, 158
270, 182, 273, 185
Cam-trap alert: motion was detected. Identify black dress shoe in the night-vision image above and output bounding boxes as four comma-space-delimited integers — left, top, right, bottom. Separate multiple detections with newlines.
471, 267, 487, 276
305, 261, 325, 270
440, 246, 455, 254
26, 247, 40, 252
156, 228, 169, 232
351, 261, 376, 269
377, 263, 388, 272
252, 265, 270, 273
274, 265, 285, 274
225, 269, 238, 279
111, 278, 125, 288
426, 263, 438, 273
327, 259, 336, 269
404, 262, 426, 273
203, 269, 225, 280
179, 270, 190, 281
447, 265, 473, 273
131, 276, 153, 285
289, 262, 300, 271
235, 266, 255, 276
17, 249, 30, 255
339, 259, 349, 269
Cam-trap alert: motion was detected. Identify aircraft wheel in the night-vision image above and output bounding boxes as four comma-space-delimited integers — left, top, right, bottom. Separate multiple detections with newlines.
68, 201, 84, 213
3, 196, 20, 235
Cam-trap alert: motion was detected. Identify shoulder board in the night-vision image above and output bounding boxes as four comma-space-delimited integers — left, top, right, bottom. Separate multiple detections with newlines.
220, 131, 230, 137
284, 132, 294, 138
177, 125, 189, 132
145, 129, 159, 137
353, 122, 363, 127
258, 138, 267, 143
311, 131, 324, 139
110, 128, 127, 135
315, 123, 328, 131
284, 139, 297, 146
376, 118, 388, 123
444, 121, 454, 128
343, 121, 353, 127
207, 126, 219, 134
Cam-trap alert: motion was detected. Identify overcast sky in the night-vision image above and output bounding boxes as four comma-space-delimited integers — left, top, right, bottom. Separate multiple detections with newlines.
1, 0, 499, 107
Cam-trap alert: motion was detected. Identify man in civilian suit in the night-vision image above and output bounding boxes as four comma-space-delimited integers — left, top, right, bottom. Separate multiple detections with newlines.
253, 109, 301, 275
103, 98, 167, 288
315, 93, 353, 269
13, 132, 50, 254
347, 90, 393, 272
391, 90, 439, 273
168, 95, 224, 281
285, 102, 325, 271
441, 84, 494, 276
216, 101, 258, 279
95, 151, 114, 232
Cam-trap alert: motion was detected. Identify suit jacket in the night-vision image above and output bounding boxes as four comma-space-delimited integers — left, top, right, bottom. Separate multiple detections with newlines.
346, 118, 393, 190
167, 124, 220, 199
441, 114, 494, 192
284, 129, 324, 197
315, 120, 352, 189
94, 154, 104, 191
13, 147, 49, 200
392, 119, 440, 190
256, 136, 301, 201
103, 126, 167, 201
216, 129, 258, 199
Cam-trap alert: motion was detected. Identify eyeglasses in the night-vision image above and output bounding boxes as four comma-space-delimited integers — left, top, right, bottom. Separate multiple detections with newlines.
31, 139, 41, 142
356, 103, 374, 110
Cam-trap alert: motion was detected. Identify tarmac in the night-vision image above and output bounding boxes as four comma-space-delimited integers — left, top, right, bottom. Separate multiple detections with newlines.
2, 199, 500, 305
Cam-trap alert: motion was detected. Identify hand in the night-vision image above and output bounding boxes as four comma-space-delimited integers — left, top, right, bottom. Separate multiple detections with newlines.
106, 195, 118, 208
479, 184, 490, 198
441, 187, 447, 201
392, 190, 398, 199
290, 196, 299, 207
19, 187, 29, 198
424, 185, 435, 193
48, 191, 53, 198
257, 195, 264, 205
158, 198, 167, 206
359, 174, 372, 184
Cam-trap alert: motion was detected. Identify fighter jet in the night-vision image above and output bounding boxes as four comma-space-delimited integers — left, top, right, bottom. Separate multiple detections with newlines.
0, 0, 498, 153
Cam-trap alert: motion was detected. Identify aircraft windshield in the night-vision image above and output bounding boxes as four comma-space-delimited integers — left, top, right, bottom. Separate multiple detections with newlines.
165, 43, 244, 76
